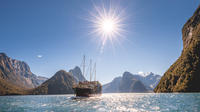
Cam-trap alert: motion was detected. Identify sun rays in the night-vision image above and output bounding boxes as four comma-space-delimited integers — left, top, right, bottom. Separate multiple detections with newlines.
88, 1, 127, 53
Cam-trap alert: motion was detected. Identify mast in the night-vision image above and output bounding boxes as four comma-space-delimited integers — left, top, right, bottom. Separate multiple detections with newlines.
82, 55, 85, 78
94, 62, 96, 81
90, 59, 92, 82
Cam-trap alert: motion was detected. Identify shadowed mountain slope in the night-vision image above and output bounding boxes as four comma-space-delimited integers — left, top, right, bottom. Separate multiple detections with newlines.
31, 70, 76, 95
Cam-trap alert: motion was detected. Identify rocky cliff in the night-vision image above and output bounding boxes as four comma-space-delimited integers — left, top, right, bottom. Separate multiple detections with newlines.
69, 66, 86, 82
0, 53, 47, 87
155, 6, 200, 92
0, 53, 48, 95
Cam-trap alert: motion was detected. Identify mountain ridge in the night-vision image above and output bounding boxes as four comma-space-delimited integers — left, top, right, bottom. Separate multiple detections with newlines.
69, 66, 86, 82
0, 53, 48, 95
0, 52, 86, 95
103, 71, 160, 93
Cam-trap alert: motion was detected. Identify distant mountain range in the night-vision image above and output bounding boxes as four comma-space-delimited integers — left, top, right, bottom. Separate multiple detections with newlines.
0, 52, 161, 95
30, 66, 86, 95
0, 53, 48, 95
132, 72, 161, 90
103, 72, 161, 93
0, 53, 87, 95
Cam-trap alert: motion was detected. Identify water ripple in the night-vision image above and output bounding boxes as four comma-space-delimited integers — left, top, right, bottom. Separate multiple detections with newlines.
0, 93, 200, 112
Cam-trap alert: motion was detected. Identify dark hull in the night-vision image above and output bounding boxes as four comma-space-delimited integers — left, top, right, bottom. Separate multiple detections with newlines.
74, 88, 101, 97
73, 81, 102, 97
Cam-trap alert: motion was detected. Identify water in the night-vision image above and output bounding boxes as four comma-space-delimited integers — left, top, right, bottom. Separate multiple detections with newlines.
0, 93, 200, 112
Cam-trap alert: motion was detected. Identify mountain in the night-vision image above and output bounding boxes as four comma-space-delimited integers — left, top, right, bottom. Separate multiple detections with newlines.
103, 76, 122, 93
31, 70, 76, 95
103, 72, 160, 93
0, 53, 48, 95
103, 72, 149, 93
119, 72, 148, 93
69, 66, 86, 82
0, 78, 26, 95
132, 72, 161, 90
155, 6, 200, 92
36, 76, 49, 85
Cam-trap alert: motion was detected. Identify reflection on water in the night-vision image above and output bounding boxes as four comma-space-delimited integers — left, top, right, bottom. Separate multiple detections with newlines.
0, 93, 200, 112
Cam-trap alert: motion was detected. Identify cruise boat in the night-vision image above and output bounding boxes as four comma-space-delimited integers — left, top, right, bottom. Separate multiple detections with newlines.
73, 56, 102, 97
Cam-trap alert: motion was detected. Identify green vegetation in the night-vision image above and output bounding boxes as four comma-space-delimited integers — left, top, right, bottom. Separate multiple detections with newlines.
155, 5, 200, 92
0, 78, 27, 95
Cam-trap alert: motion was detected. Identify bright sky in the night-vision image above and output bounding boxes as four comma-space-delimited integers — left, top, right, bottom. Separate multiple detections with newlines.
0, 0, 199, 84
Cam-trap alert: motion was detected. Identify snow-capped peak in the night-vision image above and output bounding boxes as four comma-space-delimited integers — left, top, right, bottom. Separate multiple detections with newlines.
137, 72, 155, 77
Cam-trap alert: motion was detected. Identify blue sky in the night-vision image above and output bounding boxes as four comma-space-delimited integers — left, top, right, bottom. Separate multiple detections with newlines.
0, 0, 199, 84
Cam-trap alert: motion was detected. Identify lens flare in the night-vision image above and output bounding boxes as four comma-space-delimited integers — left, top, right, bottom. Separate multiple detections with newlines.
88, 2, 126, 53
101, 19, 115, 33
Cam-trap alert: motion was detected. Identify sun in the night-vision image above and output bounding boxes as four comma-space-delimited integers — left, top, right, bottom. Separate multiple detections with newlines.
96, 15, 120, 41
88, 2, 126, 53
94, 13, 122, 42
101, 18, 115, 34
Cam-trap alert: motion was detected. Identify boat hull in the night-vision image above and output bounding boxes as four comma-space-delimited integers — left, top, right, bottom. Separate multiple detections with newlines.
73, 81, 102, 97
74, 88, 101, 97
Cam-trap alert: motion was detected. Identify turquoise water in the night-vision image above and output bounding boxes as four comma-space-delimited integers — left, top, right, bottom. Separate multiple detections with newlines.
0, 93, 200, 112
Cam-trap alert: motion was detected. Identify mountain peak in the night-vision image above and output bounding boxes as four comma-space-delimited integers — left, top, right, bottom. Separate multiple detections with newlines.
69, 66, 86, 82
0, 53, 48, 95
74, 66, 81, 70
0, 52, 7, 57
122, 71, 133, 77
32, 69, 75, 95
56, 70, 68, 74
103, 71, 161, 93
53, 70, 71, 79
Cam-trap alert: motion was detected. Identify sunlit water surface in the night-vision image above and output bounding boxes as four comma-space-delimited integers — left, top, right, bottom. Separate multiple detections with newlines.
0, 93, 200, 112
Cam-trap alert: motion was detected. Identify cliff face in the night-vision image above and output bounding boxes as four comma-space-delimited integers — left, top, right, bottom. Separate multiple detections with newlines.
0, 53, 48, 95
31, 70, 76, 95
69, 66, 86, 82
0, 53, 47, 89
155, 6, 200, 92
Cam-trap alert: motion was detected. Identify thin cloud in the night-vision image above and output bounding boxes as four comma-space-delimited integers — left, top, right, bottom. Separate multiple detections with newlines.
37, 55, 43, 58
